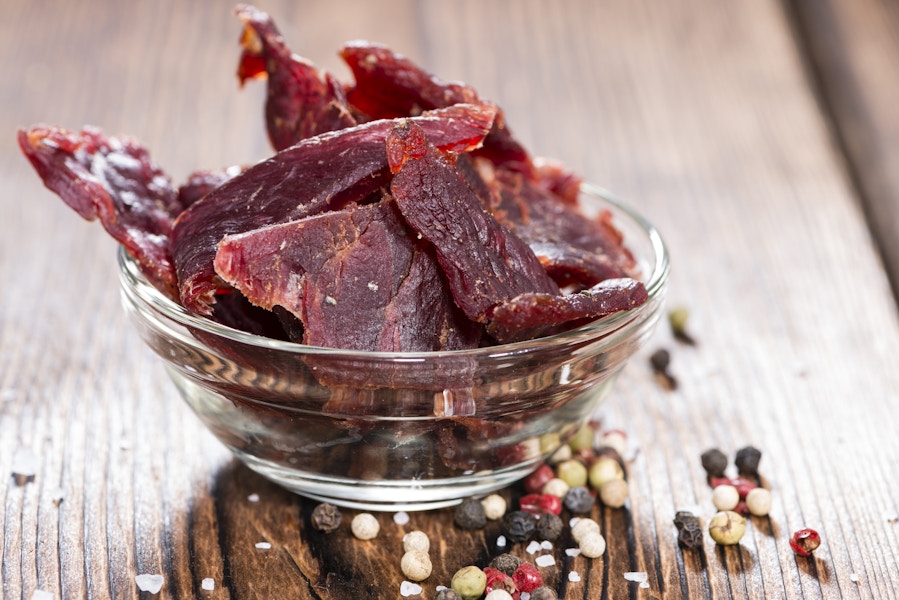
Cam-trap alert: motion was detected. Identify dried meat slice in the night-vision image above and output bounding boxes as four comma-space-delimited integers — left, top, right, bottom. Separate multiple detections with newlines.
340, 41, 533, 175
214, 198, 480, 352
235, 4, 356, 150
177, 166, 244, 209
172, 103, 497, 315
487, 277, 649, 343
387, 121, 559, 325
18, 125, 181, 295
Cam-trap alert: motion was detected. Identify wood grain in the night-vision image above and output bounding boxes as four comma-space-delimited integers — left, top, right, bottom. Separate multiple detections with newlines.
2, 0, 898, 599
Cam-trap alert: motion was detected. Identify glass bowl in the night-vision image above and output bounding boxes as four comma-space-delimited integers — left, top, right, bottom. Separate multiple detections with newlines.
118, 184, 668, 511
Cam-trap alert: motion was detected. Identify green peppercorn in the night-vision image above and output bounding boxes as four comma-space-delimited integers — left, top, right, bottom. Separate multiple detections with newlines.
488, 553, 521, 577
568, 424, 595, 452
588, 456, 624, 490
700, 448, 728, 478
310, 502, 342, 533
535, 512, 563, 541
451, 565, 487, 600
708, 510, 746, 545
454, 497, 487, 530
556, 459, 588, 488
668, 306, 695, 344
502, 510, 537, 543
735, 446, 762, 476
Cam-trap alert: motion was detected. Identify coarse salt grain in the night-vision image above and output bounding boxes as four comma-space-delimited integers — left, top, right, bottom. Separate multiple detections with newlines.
12, 448, 38, 482
394, 511, 410, 526
31, 590, 53, 600
850, 573, 859, 582
540, 540, 553, 550
565, 548, 581, 557
624, 572, 647, 583
247, 493, 260, 502
535, 554, 555, 567
568, 571, 581, 582
496, 535, 507, 548
640, 582, 650, 589
135, 574, 164, 594
526, 540, 542, 554
400, 581, 422, 597
201, 578, 215, 590
436, 585, 448, 591
255, 542, 272, 549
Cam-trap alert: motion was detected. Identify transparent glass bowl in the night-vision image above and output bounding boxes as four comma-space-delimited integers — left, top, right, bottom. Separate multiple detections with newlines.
118, 184, 668, 511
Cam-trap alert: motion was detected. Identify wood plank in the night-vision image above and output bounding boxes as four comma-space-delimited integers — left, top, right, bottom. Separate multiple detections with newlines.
1, 0, 898, 599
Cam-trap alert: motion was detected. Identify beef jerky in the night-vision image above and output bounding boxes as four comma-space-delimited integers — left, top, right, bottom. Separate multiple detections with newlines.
177, 166, 244, 209
214, 198, 479, 352
19, 125, 181, 295
387, 121, 559, 325
487, 277, 649, 343
532, 155, 583, 205
341, 41, 532, 175
173, 103, 496, 314
235, 4, 356, 150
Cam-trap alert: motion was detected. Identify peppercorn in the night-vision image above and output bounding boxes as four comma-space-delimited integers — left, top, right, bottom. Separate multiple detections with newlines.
556, 459, 588, 488
708, 510, 746, 546
745, 487, 771, 517
310, 502, 342, 533
734, 446, 762, 477
599, 479, 629, 508
599, 429, 628, 457
502, 510, 537, 543
535, 511, 563, 541
570, 517, 600, 543
512, 562, 543, 592
403, 530, 430, 553
789, 528, 821, 557
484, 590, 514, 600
529, 587, 558, 600
673, 511, 699, 530
678, 524, 704, 550
549, 443, 572, 465
563, 485, 594, 514
541, 477, 570, 498
579, 531, 606, 558
451, 565, 487, 600
700, 448, 728, 478
568, 424, 595, 452
520, 493, 562, 516
668, 306, 695, 344
649, 348, 678, 389
524, 464, 555, 494
483, 567, 516, 597
488, 553, 521, 577
588, 456, 624, 490
401, 550, 432, 582
481, 494, 507, 521
350, 513, 380, 540
730, 477, 758, 499
711, 484, 740, 511
455, 497, 487, 530
435, 588, 463, 600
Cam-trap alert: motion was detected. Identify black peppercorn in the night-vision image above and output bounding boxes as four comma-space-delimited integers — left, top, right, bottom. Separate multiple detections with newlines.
454, 497, 487, 530
563, 485, 594, 514
734, 446, 762, 476
672, 510, 700, 531
502, 510, 537, 543
435, 589, 463, 600
529, 587, 559, 600
649, 348, 678, 390
488, 553, 522, 577
678, 524, 703, 550
700, 448, 728, 478
310, 502, 342, 533
535, 512, 563, 541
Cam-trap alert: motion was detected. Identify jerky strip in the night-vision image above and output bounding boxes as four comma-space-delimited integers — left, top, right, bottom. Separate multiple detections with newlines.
18, 125, 180, 295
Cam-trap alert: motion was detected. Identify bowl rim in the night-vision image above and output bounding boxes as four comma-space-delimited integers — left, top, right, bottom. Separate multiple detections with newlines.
119, 183, 669, 359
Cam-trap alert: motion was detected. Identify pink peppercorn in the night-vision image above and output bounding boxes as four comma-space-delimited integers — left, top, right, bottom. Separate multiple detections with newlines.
484, 567, 519, 599
512, 562, 543, 593
731, 477, 758, 499
524, 465, 555, 495
519, 494, 562, 516
789, 528, 821, 557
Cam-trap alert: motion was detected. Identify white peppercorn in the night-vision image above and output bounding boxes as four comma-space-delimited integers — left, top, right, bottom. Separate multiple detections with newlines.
599, 429, 628, 457
712, 484, 740, 511
745, 487, 772, 517
579, 531, 607, 558
599, 479, 629, 508
485, 590, 515, 600
350, 513, 380, 540
549, 443, 572, 465
481, 494, 507, 521
541, 477, 570, 498
570, 517, 600, 543
403, 530, 430, 553
401, 550, 432, 581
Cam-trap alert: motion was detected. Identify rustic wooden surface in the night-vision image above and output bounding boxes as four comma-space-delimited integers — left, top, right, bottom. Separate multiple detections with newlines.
2, 1, 898, 598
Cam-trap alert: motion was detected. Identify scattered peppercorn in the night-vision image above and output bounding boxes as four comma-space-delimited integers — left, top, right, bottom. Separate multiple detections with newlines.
488, 553, 522, 577
789, 528, 821, 557
310, 502, 342, 533
481, 494, 507, 521
535, 511, 564, 541
568, 424, 595, 451
734, 446, 762, 477
745, 487, 772, 517
403, 530, 430, 553
730, 477, 758, 499
484, 589, 514, 600
512, 562, 543, 592
599, 478, 629, 508
520, 493, 562, 516
673, 511, 703, 550
563, 486, 594, 514
529, 586, 558, 600
570, 517, 600, 543
700, 448, 728, 478
350, 513, 380, 540
649, 348, 678, 389
541, 477, 570, 498
711, 484, 740, 511
483, 567, 516, 597
524, 464, 555, 494
588, 456, 624, 490
435, 587, 463, 600
455, 497, 487, 530
502, 510, 537, 543
556, 459, 588, 488
401, 550, 432, 582
708, 510, 746, 546
598, 429, 628, 457
668, 306, 696, 345
579, 531, 607, 558
451, 565, 488, 600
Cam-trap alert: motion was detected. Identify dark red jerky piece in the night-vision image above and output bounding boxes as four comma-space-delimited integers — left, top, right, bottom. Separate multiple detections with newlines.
177, 166, 244, 209
215, 199, 479, 352
340, 41, 533, 176
18, 125, 180, 295
235, 4, 356, 150
387, 121, 560, 324
532, 156, 583, 205
487, 277, 649, 343
172, 103, 497, 315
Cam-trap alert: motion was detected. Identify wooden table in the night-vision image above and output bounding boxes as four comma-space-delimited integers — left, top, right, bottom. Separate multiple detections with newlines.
2, 1, 898, 598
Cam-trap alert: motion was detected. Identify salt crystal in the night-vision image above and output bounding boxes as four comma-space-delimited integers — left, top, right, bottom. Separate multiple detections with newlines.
255, 542, 272, 549
135, 573, 164, 594
526, 540, 542, 554
520, 593, 531, 600
540, 540, 553, 550
394, 511, 410, 526
640, 582, 650, 589
201, 578, 215, 590
568, 571, 581, 582
247, 494, 260, 502
12, 448, 38, 484
849, 573, 859, 583
400, 580, 422, 597
565, 548, 581, 557
624, 571, 648, 583
436, 585, 448, 592
31, 590, 54, 600
535, 554, 555, 567
496, 535, 507, 548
